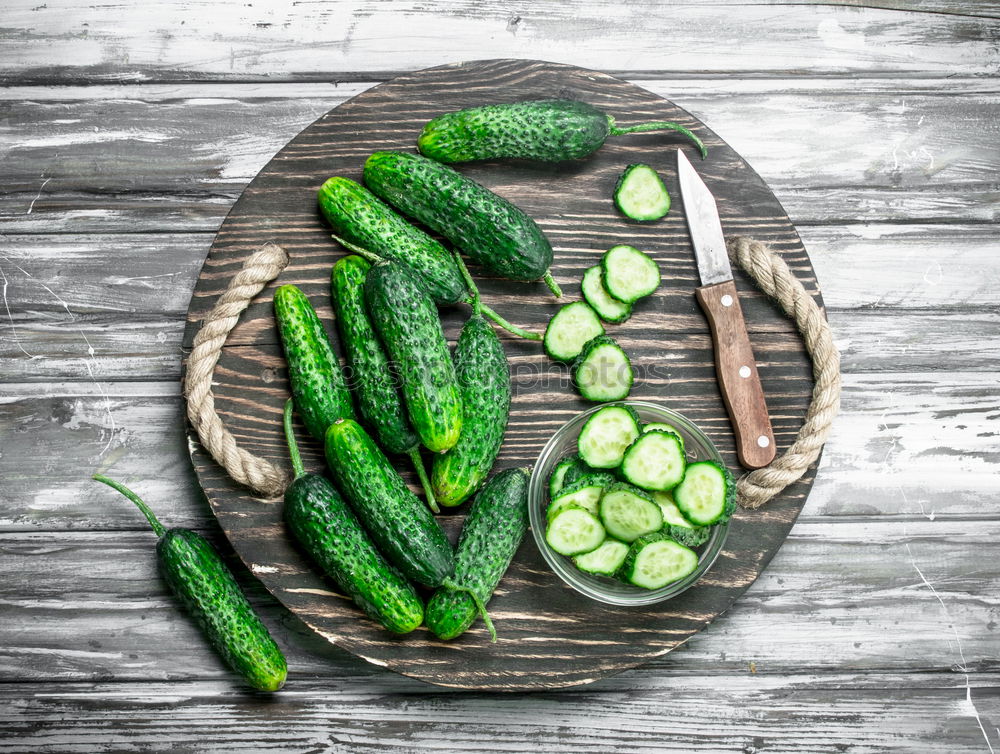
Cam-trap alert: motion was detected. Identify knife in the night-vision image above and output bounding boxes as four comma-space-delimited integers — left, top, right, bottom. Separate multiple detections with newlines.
677, 149, 776, 469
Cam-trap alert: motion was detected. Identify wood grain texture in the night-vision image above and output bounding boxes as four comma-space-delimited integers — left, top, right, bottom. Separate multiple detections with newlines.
178, 59, 823, 689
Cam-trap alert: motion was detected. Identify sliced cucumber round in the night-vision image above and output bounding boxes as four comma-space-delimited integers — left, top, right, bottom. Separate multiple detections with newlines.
598, 483, 663, 543
548, 456, 578, 499
546, 473, 613, 522
572, 335, 633, 403
614, 163, 671, 222
581, 265, 631, 324
622, 534, 698, 589
577, 404, 641, 469
601, 245, 661, 304
672, 460, 734, 526
643, 422, 686, 457
543, 301, 604, 362
620, 430, 686, 492
545, 506, 606, 556
573, 539, 629, 576
653, 490, 692, 528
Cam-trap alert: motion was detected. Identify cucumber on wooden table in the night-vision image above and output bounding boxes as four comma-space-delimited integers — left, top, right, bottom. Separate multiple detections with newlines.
425, 468, 530, 642
601, 245, 661, 305
363, 150, 562, 297
92, 475, 287, 692
572, 335, 633, 402
581, 265, 631, 324
544, 301, 604, 362
281, 400, 424, 634
416, 100, 707, 163
273, 284, 354, 440
614, 163, 671, 222
324, 418, 454, 588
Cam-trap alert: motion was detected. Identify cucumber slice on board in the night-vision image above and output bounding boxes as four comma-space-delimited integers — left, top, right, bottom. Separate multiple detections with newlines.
598, 483, 663, 543
545, 506, 606, 556
672, 460, 734, 526
614, 163, 671, 222
546, 473, 615, 522
573, 539, 629, 576
543, 301, 604, 362
581, 265, 631, 324
577, 404, 641, 469
619, 430, 686, 492
622, 533, 699, 589
572, 335, 633, 403
601, 245, 661, 304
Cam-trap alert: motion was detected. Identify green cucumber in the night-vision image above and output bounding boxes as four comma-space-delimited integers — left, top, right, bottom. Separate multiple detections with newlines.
281, 401, 424, 634
643, 422, 686, 456
317, 177, 467, 306
672, 460, 736, 527
622, 533, 699, 589
425, 468, 530, 641
573, 539, 629, 576
364, 262, 462, 453
363, 151, 561, 297
577, 404, 641, 469
417, 100, 707, 163
330, 256, 438, 512
546, 473, 615, 521
273, 284, 354, 440
92, 475, 287, 692
601, 245, 661, 305
572, 335, 633, 402
431, 313, 511, 507
545, 505, 606, 557
549, 455, 580, 498
581, 265, 631, 324
544, 301, 605, 362
614, 163, 671, 222
598, 483, 664, 543
324, 418, 454, 588
619, 430, 686, 492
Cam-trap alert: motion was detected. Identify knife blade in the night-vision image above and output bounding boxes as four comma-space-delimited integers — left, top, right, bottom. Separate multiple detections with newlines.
677, 149, 776, 469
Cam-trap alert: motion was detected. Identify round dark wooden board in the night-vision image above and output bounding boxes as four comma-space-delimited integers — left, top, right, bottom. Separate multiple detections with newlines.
182, 59, 824, 691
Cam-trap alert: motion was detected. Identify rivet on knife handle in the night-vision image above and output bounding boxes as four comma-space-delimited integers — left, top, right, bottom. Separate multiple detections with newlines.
695, 280, 776, 469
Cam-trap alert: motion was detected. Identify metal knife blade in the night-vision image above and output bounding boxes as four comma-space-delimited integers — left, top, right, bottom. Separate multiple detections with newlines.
677, 149, 732, 287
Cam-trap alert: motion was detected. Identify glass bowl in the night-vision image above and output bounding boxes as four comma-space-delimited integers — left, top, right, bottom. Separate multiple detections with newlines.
528, 401, 730, 606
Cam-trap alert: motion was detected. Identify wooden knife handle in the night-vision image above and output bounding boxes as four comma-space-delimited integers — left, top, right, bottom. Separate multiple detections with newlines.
696, 280, 776, 469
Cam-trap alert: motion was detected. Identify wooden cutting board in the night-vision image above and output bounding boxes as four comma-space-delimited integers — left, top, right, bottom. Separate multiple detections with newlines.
182, 59, 824, 691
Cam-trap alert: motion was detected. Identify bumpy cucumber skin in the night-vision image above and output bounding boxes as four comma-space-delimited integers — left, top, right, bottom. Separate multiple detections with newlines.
666, 524, 710, 549
561, 456, 597, 490
418, 100, 611, 163
331, 256, 418, 455
317, 177, 467, 305
284, 473, 423, 634
157, 529, 287, 691
274, 284, 354, 441
364, 263, 462, 453
363, 151, 554, 283
425, 468, 530, 640
324, 418, 454, 588
431, 314, 511, 507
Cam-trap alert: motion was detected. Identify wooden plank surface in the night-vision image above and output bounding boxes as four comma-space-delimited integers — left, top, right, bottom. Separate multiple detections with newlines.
2, 0, 999, 747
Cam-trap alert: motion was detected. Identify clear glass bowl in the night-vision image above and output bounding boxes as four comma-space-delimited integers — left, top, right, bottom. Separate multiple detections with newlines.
528, 401, 730, 606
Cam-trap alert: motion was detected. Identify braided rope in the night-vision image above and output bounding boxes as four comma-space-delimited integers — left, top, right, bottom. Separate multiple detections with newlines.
727, 237, 841, 509
184, 242, 291, 498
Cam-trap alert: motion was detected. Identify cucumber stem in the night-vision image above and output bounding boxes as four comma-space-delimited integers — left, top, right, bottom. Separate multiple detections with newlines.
451, 252, 481, 314
442, 579, 497, 643
92, 474, 166, 538
478, 303, 543, 341
543, 271, 563, 298
282, 399, 306, 480
606, 117, 708, 160
408, 448, 440, 514
330, 233, 385, 264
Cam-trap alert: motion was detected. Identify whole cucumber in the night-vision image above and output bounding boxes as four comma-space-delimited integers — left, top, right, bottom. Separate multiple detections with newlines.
274, 284, 354, 440
363, 151, 561, 297
280, 401, 423, 634
92, 475, 287, 692
417, 100, 707, 163
364, 262, 462, 454
425, 467, 530, 641
431, 313, 510, 507
317, 177, 468, 306
324, 418, 454, 588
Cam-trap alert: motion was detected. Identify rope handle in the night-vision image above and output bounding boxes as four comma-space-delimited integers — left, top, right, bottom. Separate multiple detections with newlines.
183, 238, 840, 508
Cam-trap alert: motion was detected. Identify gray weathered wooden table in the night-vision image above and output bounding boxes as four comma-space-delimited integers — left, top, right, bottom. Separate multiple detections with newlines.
1, 2, 998, 751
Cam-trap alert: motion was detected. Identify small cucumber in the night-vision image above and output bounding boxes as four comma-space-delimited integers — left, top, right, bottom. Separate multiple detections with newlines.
572, 335, 633, 403
364, 262, 462, 454
273, 284, 354, 440
317, 176, 467, 306
324, 418, 454, 588
281, 401, 424, 634
601, 245, 661, 305
544, 301, 604, 362
363, 151, 561, 297
425, 468, 530, 641
581, 265, 631, 324
614, 163, 671, 222
92, 475, 287, 692
431, 313, 511, 507
417, 100, 707, 163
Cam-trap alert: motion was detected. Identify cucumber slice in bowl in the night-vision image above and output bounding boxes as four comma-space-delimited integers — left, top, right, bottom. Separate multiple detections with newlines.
620, 430, 686, 491
598, 483, 663, 543
573, 539, 629, 576
622, 534, 699, 589
614, 163, 671, 222
653, 490, 710, 548
577, 404, 641, 468
581, 265, 631, 324
572, 335, 633, 402
672, 460, 735, 526
643, 421, 686, 456
547, 473, 615, 522
545, 506, 606, 556
601, 245, 661, 304
544, 301, 604, 362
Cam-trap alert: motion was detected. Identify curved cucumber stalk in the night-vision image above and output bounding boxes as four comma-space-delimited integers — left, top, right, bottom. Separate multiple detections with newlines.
282, 398, 306, 480
607, 118, 708, 160
408, 448, 439, 514
441, 578, 497, 643
93, 474, 166, 536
